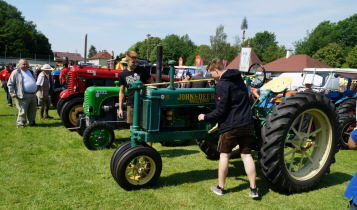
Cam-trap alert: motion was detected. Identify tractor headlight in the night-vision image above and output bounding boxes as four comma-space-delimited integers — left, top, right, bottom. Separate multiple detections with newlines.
87, 106, 93, 113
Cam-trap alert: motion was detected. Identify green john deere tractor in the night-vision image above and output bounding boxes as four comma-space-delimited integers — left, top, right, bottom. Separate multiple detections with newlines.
109, 62, 339, 193
77, 84, 129, 150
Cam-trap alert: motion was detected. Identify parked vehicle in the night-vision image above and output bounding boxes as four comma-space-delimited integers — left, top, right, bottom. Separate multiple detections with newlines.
57, 64, 123, 129
110, 63, 339, 193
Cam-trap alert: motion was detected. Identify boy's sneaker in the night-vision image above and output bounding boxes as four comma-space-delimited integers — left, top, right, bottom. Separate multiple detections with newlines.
249, 187, 259, 198
211, 185, 224, 196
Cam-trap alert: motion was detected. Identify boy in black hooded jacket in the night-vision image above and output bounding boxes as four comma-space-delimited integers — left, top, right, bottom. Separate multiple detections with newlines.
198, 58, 258, 197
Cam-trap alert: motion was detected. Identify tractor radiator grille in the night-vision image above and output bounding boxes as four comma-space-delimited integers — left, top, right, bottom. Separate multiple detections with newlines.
67, 72, 73, 94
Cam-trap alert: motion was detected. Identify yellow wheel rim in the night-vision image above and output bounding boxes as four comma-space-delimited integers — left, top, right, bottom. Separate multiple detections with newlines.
69, 105, 83, 126
284, 108, 333, 181
125, 155, 156, 185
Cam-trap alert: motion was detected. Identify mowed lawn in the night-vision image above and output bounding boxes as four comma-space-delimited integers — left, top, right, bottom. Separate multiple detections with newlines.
0, 91, 356, 210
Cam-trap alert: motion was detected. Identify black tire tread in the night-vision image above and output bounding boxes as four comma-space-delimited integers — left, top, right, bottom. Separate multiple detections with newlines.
260, 92, 338, 193
82, 122, 114, 150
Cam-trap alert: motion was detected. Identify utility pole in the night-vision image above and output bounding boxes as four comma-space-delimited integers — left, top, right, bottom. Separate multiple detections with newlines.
84, 34, 88, 63
4, 45, 7, 60
146, 34, 151, 60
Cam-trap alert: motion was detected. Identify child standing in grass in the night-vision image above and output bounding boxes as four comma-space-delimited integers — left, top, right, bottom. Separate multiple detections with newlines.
197, 58, 258, 197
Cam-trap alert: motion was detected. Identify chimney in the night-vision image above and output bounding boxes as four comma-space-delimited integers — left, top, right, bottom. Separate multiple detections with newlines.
286, 49, 293, 58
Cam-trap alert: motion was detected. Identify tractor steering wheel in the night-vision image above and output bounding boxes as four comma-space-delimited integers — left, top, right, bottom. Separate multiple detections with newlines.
245, 63, 267, 88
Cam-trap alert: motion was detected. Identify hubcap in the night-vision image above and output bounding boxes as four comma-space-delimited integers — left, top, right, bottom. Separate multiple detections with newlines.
284, 109, 333, 181
342, 122, 356, 145
89, 128, 111, 148
69, 105, 83, 126
125, 155, 156, 185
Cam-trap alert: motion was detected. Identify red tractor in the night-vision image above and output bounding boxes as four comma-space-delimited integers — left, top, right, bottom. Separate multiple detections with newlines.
57, 64, 180, 130
57, 65, 123, 129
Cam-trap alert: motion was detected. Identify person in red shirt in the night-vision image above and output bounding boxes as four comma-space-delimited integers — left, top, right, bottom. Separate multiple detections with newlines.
59, 63, 70, 85
0, 64, 13, 106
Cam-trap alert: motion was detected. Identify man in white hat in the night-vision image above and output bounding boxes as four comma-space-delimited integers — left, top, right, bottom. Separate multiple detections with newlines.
36, 64, 54, 120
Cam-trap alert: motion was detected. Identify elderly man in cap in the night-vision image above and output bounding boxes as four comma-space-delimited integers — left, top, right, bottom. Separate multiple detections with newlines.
36, 64, 54, 120
7, 59, 37, 128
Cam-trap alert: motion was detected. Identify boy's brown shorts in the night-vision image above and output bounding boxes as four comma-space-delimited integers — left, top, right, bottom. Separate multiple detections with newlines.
217, 123, 254, 154
127, 106, 133, 124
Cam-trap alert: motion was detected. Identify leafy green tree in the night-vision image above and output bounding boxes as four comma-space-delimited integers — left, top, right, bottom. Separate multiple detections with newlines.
345, 44, 357, 68
88, 45, 97, 58
161, 34, 196, 65
210, 25, 237, 61
262, 44, 286, 63
335, 14, 357, 52
129, 36, 161, 63
294, 15, 357, 56
186, 44, 212, 65
312, 43, 344, 67
294, 21, 337, 55
245, 31, 285, 63
0, 0, 52, 59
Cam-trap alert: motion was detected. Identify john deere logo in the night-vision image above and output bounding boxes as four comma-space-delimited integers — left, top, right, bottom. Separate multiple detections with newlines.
177, 93, 214, 103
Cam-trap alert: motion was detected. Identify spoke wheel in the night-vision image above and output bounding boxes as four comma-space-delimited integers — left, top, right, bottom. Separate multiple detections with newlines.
283, 109, 332, 181
83, 122, 114, 150
69, 105, 83, 126
113, 146, 162, 190
125, 155, 156, 185
246, 63, 267, 88
338, 114, 356, 149
260, 92, 338, 193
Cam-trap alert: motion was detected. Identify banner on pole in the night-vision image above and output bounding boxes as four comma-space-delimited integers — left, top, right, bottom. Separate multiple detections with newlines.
239, 48, 252, 72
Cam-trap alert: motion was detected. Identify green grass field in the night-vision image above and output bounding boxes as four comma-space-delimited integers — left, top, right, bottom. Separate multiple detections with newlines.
0, 91, 356, 209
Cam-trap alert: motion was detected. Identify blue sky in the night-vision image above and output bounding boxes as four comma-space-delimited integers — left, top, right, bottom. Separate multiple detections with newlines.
5, 0, 357, 57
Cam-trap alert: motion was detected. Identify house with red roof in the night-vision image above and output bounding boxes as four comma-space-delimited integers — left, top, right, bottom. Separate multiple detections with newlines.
226, 50, 262, 70
88, 50, 113, 66
264, 53, 331, 77
53, 51, 84, 65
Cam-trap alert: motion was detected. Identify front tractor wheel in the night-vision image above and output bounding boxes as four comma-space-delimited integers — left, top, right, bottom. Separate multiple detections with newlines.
260, 93, 338, 193
60, 97, 84, 129
112, 146, 162, 190
83, 122, 115, 150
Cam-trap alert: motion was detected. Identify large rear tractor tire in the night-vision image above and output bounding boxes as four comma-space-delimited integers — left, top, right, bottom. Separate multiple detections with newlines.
260, 92, 338, 193
56, 98, 66, 116
338, 114, 356, 150
196, 139, 241, 160
337, 98, 356, 116
112, 146, 162, 190
60, 97, 84, 129
83, 122, 115, 150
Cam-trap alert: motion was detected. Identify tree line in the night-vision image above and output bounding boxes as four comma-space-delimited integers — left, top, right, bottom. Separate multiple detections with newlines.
0, 0, 52, 60
295, 14, 357, 68
1, 0, 356, 68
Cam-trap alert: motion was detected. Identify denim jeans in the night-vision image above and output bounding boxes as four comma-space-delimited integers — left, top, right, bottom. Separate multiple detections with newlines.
2, 81, 12, 105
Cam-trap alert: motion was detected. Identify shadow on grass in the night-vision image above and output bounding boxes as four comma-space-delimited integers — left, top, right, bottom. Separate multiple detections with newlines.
315, 172, 352, 190
111, 138, 131, 148
157, 169, 217, 188
157, 159, 249, 189
0, 114, 16, 117
159, 149, 199, 158
34, 122, 64, 127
